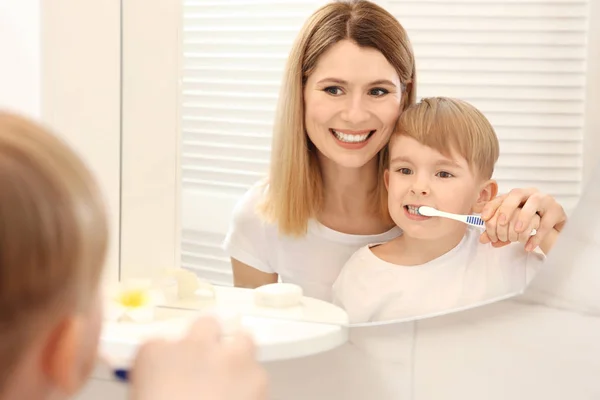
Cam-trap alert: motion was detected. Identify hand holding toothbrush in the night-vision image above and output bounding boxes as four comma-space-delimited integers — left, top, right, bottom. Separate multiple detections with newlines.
418, 206, 539, 246
479, 188, 566, 254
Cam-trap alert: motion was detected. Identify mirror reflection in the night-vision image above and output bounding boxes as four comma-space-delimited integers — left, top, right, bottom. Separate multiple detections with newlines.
175, 0, 578, 327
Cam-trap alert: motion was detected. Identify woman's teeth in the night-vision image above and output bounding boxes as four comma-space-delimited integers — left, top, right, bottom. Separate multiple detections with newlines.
332, 129, 372, 143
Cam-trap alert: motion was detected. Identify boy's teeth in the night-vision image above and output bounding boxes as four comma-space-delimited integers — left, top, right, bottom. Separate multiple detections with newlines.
406, 205, 420, 215
332, 130, 370, 143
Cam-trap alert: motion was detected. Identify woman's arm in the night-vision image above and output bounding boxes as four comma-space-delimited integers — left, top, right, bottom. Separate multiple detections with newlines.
538, 228, 560, 255
224, 185, 278, 288
231, 258, 278, 288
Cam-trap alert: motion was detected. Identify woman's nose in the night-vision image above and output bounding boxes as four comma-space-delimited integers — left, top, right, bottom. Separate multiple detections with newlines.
340, 95, 370, 125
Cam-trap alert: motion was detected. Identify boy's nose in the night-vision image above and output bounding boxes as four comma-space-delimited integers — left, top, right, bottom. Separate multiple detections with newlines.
411, 187, 430, 196
410, 179, 430, 196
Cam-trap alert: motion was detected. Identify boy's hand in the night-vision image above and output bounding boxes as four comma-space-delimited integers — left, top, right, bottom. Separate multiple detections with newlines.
479, 187, 566, 254
129, 316, 268, 400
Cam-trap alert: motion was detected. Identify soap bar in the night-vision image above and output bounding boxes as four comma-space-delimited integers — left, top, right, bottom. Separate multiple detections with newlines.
164, 268, 215, 300
253, 283, 303, 308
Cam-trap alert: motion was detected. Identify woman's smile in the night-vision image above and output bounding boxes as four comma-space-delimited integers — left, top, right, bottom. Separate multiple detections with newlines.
329, 128, 376, 148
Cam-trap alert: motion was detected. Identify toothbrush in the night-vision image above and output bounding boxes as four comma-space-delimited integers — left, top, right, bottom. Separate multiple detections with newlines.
98, 354, 131, 382
417, 206, 537, 236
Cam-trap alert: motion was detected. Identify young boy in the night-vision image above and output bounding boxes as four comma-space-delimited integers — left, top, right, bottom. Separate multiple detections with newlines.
0, 111, 267, 400
332, 97, 558, 324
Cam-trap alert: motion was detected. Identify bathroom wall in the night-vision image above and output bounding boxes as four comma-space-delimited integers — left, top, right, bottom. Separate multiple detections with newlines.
0, 0, 40, 117
1, 0, 121, 283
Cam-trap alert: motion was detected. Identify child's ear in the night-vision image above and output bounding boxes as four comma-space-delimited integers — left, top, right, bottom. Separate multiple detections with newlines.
384, 169, 390, 190
472, 179, 498, 214
41, 315, 87, 395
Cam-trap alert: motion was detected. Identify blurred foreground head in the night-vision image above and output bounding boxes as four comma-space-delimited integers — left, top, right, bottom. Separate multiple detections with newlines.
0, 111, 108, 399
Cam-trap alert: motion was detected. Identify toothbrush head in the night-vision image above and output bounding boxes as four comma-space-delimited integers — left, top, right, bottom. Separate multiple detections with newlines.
417, 206, 437, 217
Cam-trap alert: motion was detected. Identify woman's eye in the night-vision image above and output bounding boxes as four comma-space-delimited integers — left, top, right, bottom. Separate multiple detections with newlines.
436, 171, 454, 178
369, 88, 389, 97
324, 86, 343, 96
397, 168, 412, 175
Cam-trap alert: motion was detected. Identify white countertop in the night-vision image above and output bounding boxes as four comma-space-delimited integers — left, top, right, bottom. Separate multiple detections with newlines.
99, 285, 349, 370
163, 285, 349, 325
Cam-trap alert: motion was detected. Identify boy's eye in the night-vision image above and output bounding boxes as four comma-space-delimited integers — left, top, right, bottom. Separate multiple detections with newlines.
369, 88, 389, 97
324, 86, 343, 96
436, 171, 454, 178
397, 168, 413, 175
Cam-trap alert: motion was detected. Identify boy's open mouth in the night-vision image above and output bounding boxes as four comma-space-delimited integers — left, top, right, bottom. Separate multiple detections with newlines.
405, 205, 421, 216
404, 205, 432, 219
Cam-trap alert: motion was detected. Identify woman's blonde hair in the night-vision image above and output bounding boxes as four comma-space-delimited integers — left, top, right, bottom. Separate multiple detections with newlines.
391, 97, 500, 180
0, 112, 108, 392
260, 0, 416, 235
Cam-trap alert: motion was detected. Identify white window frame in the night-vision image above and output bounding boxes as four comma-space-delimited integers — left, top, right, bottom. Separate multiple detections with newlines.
119, 1, 600, 280
582, 0, 600, 186
120, 0, 182, 279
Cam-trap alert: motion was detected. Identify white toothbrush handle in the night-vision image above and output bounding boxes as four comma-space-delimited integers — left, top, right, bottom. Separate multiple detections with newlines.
432, 209, 468, 223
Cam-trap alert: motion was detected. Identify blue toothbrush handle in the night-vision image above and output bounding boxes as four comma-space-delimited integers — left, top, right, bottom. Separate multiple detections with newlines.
114, 369, 129, 382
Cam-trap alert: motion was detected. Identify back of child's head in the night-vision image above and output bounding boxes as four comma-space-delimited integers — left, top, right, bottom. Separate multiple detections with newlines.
0, 111, 108, 393
391, 97, 500, 179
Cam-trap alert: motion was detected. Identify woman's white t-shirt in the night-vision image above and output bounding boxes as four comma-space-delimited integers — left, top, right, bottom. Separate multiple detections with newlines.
222, 183, 401, 302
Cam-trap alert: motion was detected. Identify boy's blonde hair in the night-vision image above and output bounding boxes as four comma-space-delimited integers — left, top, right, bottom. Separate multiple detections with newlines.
260, 0, 416, 236
391, 97, 500, 179
0, 112, 108, 392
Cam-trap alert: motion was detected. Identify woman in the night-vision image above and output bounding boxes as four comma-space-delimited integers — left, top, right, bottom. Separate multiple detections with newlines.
223, 0, 567, 302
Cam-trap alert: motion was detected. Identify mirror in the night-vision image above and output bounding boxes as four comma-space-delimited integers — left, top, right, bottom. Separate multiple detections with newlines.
108, 0, 598, 398
171, 0, 587, 327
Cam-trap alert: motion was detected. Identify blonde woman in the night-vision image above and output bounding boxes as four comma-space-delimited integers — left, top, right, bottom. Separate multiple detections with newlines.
224, 0, 567, 302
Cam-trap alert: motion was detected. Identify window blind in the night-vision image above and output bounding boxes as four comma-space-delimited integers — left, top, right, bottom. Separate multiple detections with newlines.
180, 1, 328, 285
180, 0, 590, 285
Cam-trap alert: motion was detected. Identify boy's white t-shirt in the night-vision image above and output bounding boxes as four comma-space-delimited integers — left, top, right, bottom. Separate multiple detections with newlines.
223, 183, 402, 302
332, 226, 546, 324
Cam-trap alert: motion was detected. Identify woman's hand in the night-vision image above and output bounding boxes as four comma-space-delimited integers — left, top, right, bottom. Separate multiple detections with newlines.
479, 188, 567, 253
